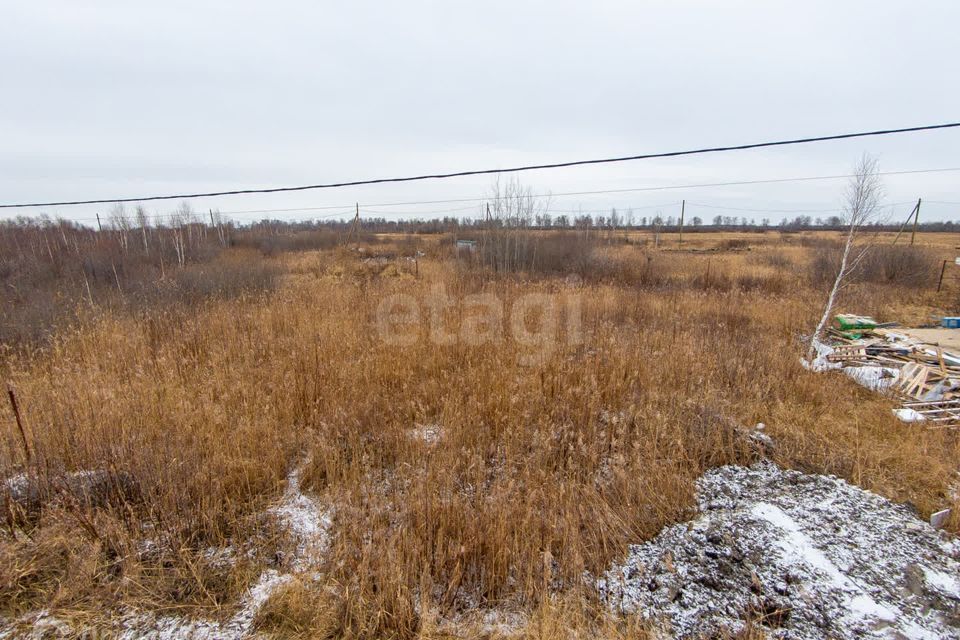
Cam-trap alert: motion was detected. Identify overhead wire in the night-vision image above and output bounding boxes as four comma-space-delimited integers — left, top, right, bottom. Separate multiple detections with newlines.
2, 121, 959, 209
11, 166, 960, 224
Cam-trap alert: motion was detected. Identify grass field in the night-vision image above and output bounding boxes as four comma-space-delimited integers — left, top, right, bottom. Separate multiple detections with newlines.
0, 224, 958, 638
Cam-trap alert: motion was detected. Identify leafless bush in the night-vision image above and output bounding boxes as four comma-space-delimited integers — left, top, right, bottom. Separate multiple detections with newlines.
0, 216, 279, 347
809, 242, 939, 288
856, 244, 940, 288
162, 250, 280, 303
808, 241, 845, 287
475, 177, 550, 273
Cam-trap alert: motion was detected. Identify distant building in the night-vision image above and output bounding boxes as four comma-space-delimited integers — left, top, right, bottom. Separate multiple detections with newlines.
456, 239, 477, 252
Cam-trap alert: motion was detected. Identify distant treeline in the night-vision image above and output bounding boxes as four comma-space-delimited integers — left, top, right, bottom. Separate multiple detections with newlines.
5, 208, 960, 237
237, 214, 960, 234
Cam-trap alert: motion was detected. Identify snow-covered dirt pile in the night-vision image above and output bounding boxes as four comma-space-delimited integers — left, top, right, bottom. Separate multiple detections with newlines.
598, 462, 960, 639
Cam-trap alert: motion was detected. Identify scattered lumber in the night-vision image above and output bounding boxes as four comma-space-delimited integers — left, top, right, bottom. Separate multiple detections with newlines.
823, 315, 960, 426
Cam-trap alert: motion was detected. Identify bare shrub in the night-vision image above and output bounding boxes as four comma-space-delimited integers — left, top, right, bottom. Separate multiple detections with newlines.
857, 244, 940, 288
808, 240, 844, 287
809, 242, 939, 288
476, 177, 550, 273
0, 216, 295, 347
532, 232, 598, 275
164, 250, 280, 303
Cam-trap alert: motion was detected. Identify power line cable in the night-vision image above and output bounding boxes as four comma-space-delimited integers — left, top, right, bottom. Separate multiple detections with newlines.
2, 122, 959, 209
684, 200, 915, 214
12, 166, 960, 224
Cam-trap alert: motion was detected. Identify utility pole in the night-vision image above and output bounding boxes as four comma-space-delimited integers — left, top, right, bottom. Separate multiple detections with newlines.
910, 198, 922, 246
96, 213, 103, 233
346, 203, 360, 246
678, 199, 685, 247
892, 198, 922, 245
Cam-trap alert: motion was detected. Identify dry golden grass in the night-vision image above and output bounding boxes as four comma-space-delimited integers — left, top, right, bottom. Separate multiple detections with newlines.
0, 231, 958, 638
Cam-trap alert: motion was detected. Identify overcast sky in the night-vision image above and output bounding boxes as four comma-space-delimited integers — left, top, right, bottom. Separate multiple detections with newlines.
2, 1, 959, 225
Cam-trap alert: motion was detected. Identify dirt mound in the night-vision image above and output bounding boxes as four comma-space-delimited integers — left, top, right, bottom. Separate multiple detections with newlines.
598, 462, 960, 639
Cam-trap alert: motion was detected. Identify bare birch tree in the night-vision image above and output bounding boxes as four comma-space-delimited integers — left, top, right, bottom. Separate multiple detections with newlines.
135, 205, 150, 253
805, 154, 883, 363
109, 203, 131, 253
481, 176, 550, 272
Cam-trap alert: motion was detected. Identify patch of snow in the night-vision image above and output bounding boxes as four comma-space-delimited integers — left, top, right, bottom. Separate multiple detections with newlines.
203, 545, 237, 569
434, 608, 528, 637
924, 566, 960, 598
598, 461, 960, 639
269, 465, 331, 570
408, 423, 443, 445
0, 610, 71, 639
476, 610, 527, 635
115, 462, 330, 639
117, 571, 291, 640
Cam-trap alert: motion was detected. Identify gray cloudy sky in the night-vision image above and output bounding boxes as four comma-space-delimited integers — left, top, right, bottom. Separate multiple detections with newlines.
2, 1, 959, 225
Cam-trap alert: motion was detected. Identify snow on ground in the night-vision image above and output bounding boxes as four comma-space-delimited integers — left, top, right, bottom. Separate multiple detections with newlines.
0, 463, 333, 639
269, 464, 331, 571
116, 570, 292, 640
408, 423, 443, 445
597, 462, 960, 639
113, 463, 331, 639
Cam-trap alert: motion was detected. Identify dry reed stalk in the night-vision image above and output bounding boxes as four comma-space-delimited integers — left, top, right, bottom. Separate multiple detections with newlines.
0, 232, 956, 637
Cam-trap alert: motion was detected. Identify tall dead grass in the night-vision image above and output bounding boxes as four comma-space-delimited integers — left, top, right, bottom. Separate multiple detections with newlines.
0, 232, 957, 637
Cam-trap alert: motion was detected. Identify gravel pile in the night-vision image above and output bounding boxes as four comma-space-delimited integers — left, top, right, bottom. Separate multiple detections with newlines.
598, 462, 960, 639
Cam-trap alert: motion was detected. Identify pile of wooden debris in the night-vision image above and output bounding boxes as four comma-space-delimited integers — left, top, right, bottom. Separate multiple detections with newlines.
825, 314, 960, 426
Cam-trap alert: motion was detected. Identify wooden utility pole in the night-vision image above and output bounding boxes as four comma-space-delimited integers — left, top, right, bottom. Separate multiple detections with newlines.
678, 200, 685, 247
937, 259, 950, 292
345, 203, 360, 246
96, 213, 103, 233
910, 198, 922, 246
6, 384, 31, 463
892, 198, 922, 245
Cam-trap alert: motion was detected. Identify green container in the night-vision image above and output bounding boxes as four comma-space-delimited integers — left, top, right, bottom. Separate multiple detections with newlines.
833, 314, 877, 331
